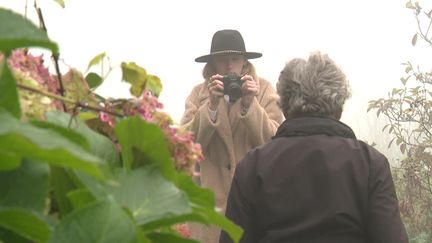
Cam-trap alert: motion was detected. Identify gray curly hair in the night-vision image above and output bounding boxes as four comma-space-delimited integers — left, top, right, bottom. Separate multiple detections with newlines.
276, 51, 351, 119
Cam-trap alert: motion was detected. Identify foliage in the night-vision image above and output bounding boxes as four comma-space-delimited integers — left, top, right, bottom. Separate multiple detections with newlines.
368, 1, 432, 241
0, 6, 242, 243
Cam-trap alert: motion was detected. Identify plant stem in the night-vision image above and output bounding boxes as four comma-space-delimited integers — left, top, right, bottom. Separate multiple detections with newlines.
34, 0, 68, 112
16, 83, 124, 117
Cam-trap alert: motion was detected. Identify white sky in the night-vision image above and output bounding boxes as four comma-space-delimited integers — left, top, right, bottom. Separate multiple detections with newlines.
2, 0, 431, 160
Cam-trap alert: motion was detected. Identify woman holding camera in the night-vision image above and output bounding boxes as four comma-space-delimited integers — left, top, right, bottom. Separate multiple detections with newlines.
181, 29, 283, 242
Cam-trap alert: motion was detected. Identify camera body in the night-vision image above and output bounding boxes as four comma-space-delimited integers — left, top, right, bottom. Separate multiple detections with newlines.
222, 74, 243, 102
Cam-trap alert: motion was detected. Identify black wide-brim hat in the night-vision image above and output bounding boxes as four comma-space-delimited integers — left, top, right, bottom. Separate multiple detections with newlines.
195, 29, 262, 63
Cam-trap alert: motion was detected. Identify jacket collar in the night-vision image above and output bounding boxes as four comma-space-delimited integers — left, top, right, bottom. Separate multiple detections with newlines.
273, 116, 356, 139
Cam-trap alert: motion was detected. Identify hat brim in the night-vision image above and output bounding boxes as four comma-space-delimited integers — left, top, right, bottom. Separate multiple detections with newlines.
195, 50, 262, 63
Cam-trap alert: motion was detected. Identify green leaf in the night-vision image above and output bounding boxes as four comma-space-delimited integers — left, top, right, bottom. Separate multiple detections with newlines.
0, 226, 30, 243
49, 199, 139, 243
115, 116, 176, 180
85, 72, 103, 89
427, 9, 432, 18
0, 110, 106, 179
111, 167, 191, 225
30, 119, 91, 151
177, 174, 215, 209
146, 74, 163, 97
178, 174, 242, 243
400, 143, 407, 154
412, 33, 418, 46
192, 208, 243, 243
0, 159, 49, 212
73, 167, 192, 226
121, 62, 148, 97
53, 0, 65, 8
45, 111, 120, 168
67, 189, 96, 210
78, 111, 99, 121
86, 52, 106, 72
62, 69, 99, 111
141, 173, 216, 230
143, 173, 243, 242
0, 152, 20, 171
0, 61, 20, 118
396, 137, 404, 145
0, 208, 51, 243
0, 8, 58, 54
406, 1, 416, 9
50, 167, 78, 217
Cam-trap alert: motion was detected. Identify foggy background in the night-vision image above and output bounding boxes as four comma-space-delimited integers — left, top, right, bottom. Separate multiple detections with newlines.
2, 0, 431, 163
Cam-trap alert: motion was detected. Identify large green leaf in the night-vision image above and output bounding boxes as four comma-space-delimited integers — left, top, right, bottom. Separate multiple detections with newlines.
143, 173, 242, 242
192, 207, 243, 243
0, 208, 51, 243
48, 198, 139, 243
50, 167, 78, 217
66, 189, 96, 210
0, 159, 49, 212
30, 120, 90, 151
140, 173, 218, 229
0, 110, 106, 179
45, 111, 120, 168
0, 152, 20, 171
73, 167, 192, 226
177, 174, 215, 209
0, 226, 29, 243
0, 8, 58, 54
110, 167, 191, 225
115, 116, 176, 180
0, 61, 20, 118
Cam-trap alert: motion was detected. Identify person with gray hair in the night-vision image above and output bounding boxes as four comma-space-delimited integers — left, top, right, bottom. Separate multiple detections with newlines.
220, 52, 408, 243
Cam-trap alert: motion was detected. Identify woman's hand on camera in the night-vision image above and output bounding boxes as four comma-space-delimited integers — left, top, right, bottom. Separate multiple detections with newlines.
241, 75, 259, 109
208, 74, 224, 110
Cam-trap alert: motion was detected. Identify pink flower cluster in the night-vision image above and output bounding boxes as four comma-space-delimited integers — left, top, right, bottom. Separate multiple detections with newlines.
99, 91, 203, 175
3, 49, 62, 119
172, 223, 191, 238
2, 49, 204, 176
8, 49, 59, 96
165, 125, 204, 175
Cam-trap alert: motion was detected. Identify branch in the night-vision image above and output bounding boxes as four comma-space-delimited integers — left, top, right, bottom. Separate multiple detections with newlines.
34, 0, 68, 112
16, 83, 124, 117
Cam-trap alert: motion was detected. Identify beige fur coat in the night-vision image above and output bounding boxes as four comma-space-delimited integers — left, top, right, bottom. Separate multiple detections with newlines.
180, 77, 283, 243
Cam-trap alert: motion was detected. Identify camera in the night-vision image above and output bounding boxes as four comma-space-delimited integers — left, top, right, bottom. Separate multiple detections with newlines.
222, 74, 243, 102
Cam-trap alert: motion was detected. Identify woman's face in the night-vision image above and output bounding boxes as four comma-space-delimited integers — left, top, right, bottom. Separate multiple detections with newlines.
213, 54, 246, 75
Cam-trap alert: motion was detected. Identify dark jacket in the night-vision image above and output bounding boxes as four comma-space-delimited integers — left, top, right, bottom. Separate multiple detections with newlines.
220, 117, 408, 243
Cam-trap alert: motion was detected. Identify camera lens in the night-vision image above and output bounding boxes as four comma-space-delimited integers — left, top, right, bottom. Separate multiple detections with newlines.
222, 75, 243, 102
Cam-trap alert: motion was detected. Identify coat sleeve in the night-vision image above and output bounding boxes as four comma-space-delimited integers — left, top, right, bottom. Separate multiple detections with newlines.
220, 152, 257, 243
230, 79, 284, 146
180, 84, 218, 149
366, 156, 409, 243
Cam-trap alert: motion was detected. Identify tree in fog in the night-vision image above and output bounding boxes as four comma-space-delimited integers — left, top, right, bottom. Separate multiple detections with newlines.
368, 1, 432, 241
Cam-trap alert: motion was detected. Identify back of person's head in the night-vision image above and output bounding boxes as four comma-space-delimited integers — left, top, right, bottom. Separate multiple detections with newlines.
277, 51, 351, 119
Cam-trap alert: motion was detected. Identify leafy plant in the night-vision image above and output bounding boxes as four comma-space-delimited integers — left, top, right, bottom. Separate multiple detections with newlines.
368, 1, 432, 241
0, 6, 242, 243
